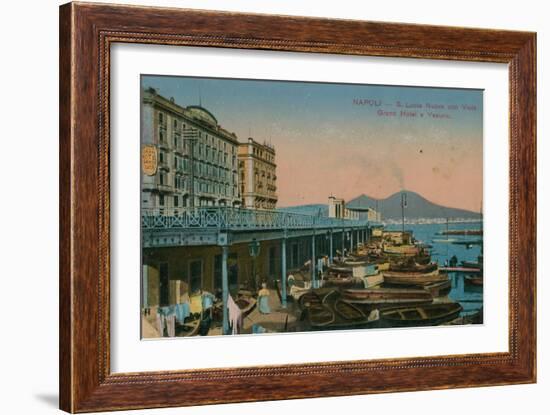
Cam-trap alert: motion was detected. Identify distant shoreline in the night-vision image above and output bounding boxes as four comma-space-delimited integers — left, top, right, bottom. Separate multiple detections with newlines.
383, 218, 482, 225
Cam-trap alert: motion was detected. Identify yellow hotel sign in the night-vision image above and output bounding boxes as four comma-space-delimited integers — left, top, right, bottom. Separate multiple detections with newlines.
141, 145, 158, 176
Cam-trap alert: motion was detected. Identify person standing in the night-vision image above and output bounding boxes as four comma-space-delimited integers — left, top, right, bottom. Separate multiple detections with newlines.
258, 282, 271, 314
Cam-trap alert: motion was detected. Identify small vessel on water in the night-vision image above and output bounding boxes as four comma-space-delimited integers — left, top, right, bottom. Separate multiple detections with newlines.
389, 260, 438, 273
380, 302, 463, 327
342, 287, 433, 309
383, 271, 449, 286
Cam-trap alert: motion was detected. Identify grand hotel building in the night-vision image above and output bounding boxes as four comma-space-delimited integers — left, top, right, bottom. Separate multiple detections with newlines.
141, 88, 245, 212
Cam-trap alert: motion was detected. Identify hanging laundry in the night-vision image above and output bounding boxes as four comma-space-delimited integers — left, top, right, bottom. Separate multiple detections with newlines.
157, 306, 177, 337
156, 312, 165, 336
227, 295, 243, 335
175, 302, 191, 324
201, 291, 215, 311
165, 313, 176, 337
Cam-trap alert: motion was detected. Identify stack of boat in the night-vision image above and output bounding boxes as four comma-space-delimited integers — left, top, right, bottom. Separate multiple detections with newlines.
300, 288, 462, 329
300, 289, 380, 330
292, 229, 467, 330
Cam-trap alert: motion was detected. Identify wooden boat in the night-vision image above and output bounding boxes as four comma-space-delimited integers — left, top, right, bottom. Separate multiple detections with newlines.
298, 288, 334, 310
465, 275, 483, 286
343, 260, 372, 267
323, 276, 363, 289
452, 239, 483, 246
307, 304, 335, 327
343, 288, 433, 303
439, 229, 483, 236
383, 244, 419, 256
235, 296, 257, 317
383, 271, 448, 287
380, 302, 463, 327
390, 261, 438, 273
383, 269, 440, 279
431, 238, 460, 243
342, 288, 433, 309
423, 279, 452, 297
414, 254, 432, 265
305, 290, 379, 330
327, 265, 353, 275
329, 299, 380, 330
175, 318, 200, 337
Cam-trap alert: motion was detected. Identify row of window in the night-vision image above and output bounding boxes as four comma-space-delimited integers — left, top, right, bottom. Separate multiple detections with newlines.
159, 151, 237, 183
157, 173, 238, 199
158, 130, 237, 169
154, 191, 239, 209
252, 146, 275, 163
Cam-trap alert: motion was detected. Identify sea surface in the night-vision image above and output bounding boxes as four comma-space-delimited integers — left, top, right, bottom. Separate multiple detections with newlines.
385, 221, 483, 316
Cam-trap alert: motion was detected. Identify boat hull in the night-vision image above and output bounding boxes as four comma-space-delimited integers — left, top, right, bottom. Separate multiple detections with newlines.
380, 302, 463, 327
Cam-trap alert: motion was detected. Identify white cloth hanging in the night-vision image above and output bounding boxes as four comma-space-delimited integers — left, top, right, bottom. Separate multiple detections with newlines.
227, 295, 243, 335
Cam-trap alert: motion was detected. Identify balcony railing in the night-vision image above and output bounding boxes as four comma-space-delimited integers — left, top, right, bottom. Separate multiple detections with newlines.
141, 206, 369, 230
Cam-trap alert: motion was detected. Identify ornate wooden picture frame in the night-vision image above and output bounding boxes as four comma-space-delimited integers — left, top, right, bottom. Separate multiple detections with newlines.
59, 2, 536, 412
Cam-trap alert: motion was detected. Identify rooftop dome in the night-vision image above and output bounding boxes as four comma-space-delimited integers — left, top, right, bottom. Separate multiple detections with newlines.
186, 106, 218, 128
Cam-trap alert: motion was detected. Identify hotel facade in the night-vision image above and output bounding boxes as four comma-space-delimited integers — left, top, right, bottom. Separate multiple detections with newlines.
238, 137, 278, 210
141, 88, 242, 213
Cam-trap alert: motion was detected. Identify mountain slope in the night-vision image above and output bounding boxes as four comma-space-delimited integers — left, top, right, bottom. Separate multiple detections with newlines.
347, 191, 480, 220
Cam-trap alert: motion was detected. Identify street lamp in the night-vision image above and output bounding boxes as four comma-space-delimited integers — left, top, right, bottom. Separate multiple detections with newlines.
248, 238, 261, 290
183, 128, 199, 208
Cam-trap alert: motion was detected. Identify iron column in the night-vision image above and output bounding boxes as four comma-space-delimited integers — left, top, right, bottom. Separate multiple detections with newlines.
329, 230, 334, 264
311, 231, 316, 288
281, 235, 287, 308
221, 244, 229, 334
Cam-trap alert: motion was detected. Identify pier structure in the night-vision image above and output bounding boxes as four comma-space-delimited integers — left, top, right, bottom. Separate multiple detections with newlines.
142, 206, 374, 334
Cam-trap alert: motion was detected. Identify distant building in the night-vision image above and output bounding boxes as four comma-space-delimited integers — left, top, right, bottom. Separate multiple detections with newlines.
141, 88, 241, 213
238, 137, 278, 210
327, 196, 360, 220
346, 205, 382, 222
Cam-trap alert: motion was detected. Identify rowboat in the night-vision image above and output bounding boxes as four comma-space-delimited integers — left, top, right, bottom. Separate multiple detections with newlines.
341, 259, 370, 267
235, 296, 257, 317
380, 302, 463, 327
327, 265, 354, 275
432, 238, 459, 243
452, 239, 482, 246
383, 269, 440, 279
175, 318, 200, 337
298, 288, 335, 310
423, 279, 452, 297
342, 288, 433, 309
383, 244, 419, 256
389, 261, 438, 273
305, 290, 379, 330
213, 293, 257, 321
383, 271, 449, 287
323, 276, 363, 289
343, 288, 433, 304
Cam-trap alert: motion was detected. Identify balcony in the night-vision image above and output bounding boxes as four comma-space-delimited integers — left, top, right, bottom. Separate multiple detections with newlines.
142, 182, 173, 193
141, 206, 369, 231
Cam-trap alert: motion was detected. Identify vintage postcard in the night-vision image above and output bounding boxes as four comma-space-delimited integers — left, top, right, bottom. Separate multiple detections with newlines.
140, 76, 483, 338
